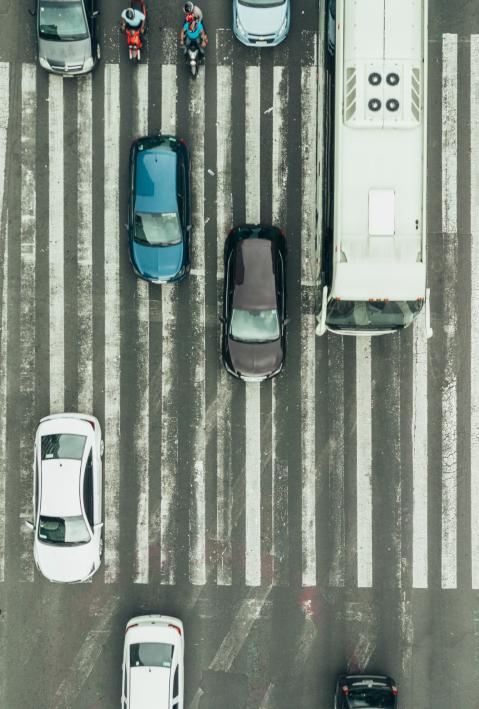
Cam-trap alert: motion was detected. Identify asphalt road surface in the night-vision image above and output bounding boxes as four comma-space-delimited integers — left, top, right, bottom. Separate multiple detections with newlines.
0, 0, 478, 708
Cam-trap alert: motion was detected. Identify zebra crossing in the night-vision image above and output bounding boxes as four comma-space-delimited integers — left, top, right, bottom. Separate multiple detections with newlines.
0, 32, 477, 591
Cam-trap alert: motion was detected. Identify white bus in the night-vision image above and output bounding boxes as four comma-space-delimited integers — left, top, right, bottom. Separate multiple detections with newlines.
317, 0, 432, 337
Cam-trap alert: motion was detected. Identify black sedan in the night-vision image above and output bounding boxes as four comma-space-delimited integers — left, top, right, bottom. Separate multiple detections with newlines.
222, 225, 287, 381
335, 674, 398, 709
34, 0, 100, 76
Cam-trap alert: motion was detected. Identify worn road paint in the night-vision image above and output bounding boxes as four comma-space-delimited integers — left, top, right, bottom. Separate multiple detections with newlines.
356, 338, 373, 588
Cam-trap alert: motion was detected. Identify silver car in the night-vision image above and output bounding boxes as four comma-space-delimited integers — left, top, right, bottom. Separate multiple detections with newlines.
26, 413, 103, 583
233, 0, 290, 47
34, 0, 100, 76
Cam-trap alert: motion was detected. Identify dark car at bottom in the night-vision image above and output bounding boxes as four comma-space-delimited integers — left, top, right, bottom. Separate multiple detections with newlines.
335, 674, 398, 709
128, 135, 190, 284
222, 225, 286, 382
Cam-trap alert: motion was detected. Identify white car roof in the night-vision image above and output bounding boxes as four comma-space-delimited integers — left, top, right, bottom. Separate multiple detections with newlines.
130, 667, 171, 708
40, 459, 83, 517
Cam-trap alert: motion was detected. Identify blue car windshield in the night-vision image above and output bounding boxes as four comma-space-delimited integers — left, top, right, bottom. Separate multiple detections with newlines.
135, 212, 182, 246
230, 308, 280, 343
39, 0, 88, 41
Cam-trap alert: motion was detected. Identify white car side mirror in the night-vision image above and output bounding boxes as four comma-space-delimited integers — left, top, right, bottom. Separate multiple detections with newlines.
25, 520, 34, 531
95, 522, 104, 529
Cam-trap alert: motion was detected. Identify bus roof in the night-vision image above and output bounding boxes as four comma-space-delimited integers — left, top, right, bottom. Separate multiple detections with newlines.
332, 0, 427, 302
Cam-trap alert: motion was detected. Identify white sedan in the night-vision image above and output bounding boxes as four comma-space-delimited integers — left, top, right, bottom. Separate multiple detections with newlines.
122, 615, 184, 709
27, 413, 103, 583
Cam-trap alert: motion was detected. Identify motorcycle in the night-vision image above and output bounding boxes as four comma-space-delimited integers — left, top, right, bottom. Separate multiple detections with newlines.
122, 0, 147, 62
185, 39, 202, 78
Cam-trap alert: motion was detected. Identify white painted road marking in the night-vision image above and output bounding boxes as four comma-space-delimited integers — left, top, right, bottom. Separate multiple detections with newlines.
48, 76, 64, 414
441, 33, 458, 590
189, 70, 207, 586
216, 63, 233, 585
0, 219, 8, 581
271, 65, 289, 585
245, 65, 262, 587
19, 64, 37, 582
103, 64, 121, 583
159, 64, 178, 585
77, 76, 93, 414
356, 338, 373, 588
471, 35, 479, 589
133, 64, 150, 584
300, 62, 318, 588
412, 313, 428, 588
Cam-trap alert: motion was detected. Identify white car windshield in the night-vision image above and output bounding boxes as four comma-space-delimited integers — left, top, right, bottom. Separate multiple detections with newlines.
130, 643, 174, 668
39, 0, 89, 41
135, 212, 182, 246
41, 433, 86, 460
38, 515, 90, 544
230, 308, 280, 343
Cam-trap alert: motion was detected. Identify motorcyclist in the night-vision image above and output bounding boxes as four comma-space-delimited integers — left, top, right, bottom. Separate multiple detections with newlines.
183, 1, 203, 23
120, 6, 146, 34
180, 16, 208, 53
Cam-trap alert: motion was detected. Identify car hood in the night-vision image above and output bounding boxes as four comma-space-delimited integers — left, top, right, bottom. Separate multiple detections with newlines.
38, 37, 91, 68
236, 1, 288, 35
131, 240, 184, 282
35, 538, 96, 582
227, 337, 283, 379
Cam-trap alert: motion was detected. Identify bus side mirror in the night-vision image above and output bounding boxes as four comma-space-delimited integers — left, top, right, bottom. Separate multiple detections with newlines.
425, 287, 433, 339
316, 285, 328, 336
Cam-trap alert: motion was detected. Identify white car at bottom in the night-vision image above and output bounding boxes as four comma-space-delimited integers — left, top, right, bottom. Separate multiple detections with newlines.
122, 615, 184, 709
27, 413, 103, 583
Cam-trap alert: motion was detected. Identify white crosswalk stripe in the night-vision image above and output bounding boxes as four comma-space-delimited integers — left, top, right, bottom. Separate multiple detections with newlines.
471, 34, 479, 590
1, 32, 478, 590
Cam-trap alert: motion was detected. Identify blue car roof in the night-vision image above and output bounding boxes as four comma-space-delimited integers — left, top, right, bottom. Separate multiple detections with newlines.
135, 148, 178, 214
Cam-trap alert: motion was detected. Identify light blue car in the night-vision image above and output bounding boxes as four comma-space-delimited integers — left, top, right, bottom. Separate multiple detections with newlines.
233, 0, 290, 47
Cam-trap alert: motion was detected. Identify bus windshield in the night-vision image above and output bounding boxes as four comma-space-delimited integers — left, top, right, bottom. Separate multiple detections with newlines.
326, 299, 423, 331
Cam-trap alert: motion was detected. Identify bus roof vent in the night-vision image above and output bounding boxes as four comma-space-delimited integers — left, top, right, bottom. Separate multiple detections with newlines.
345, 67, 357, 121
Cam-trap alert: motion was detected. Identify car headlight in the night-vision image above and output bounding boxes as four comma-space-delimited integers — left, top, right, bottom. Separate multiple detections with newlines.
278, 15, 288, 34
236, 15, 247, 35
39, 56, 51, 70
83, 56, 95, 71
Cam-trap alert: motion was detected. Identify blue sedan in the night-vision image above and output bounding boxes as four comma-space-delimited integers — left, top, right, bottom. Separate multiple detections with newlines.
128, 135, 191, 284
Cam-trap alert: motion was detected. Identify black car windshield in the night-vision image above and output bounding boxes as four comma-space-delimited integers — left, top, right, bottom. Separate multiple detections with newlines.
230, 308, 280, 343
348, 687, 395, 708
135, 212, 182, 246
41, 434, 86, 460
130, 642, 174, 668
326, 299, 423, 331
39, 0, 89, 41
38, 515, 90, 544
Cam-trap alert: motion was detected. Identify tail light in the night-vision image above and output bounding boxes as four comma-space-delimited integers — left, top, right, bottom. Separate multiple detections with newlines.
391, 686, 398, 696
341, 686, 349, 696
179, 138, 187, 146
279, 228, 286, 237
125, 623, 138, 634
169, 623, 182, 636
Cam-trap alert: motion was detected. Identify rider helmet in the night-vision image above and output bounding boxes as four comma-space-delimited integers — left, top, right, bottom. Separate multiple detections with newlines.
125, 8, 135, 20
183, 2, 194, 13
